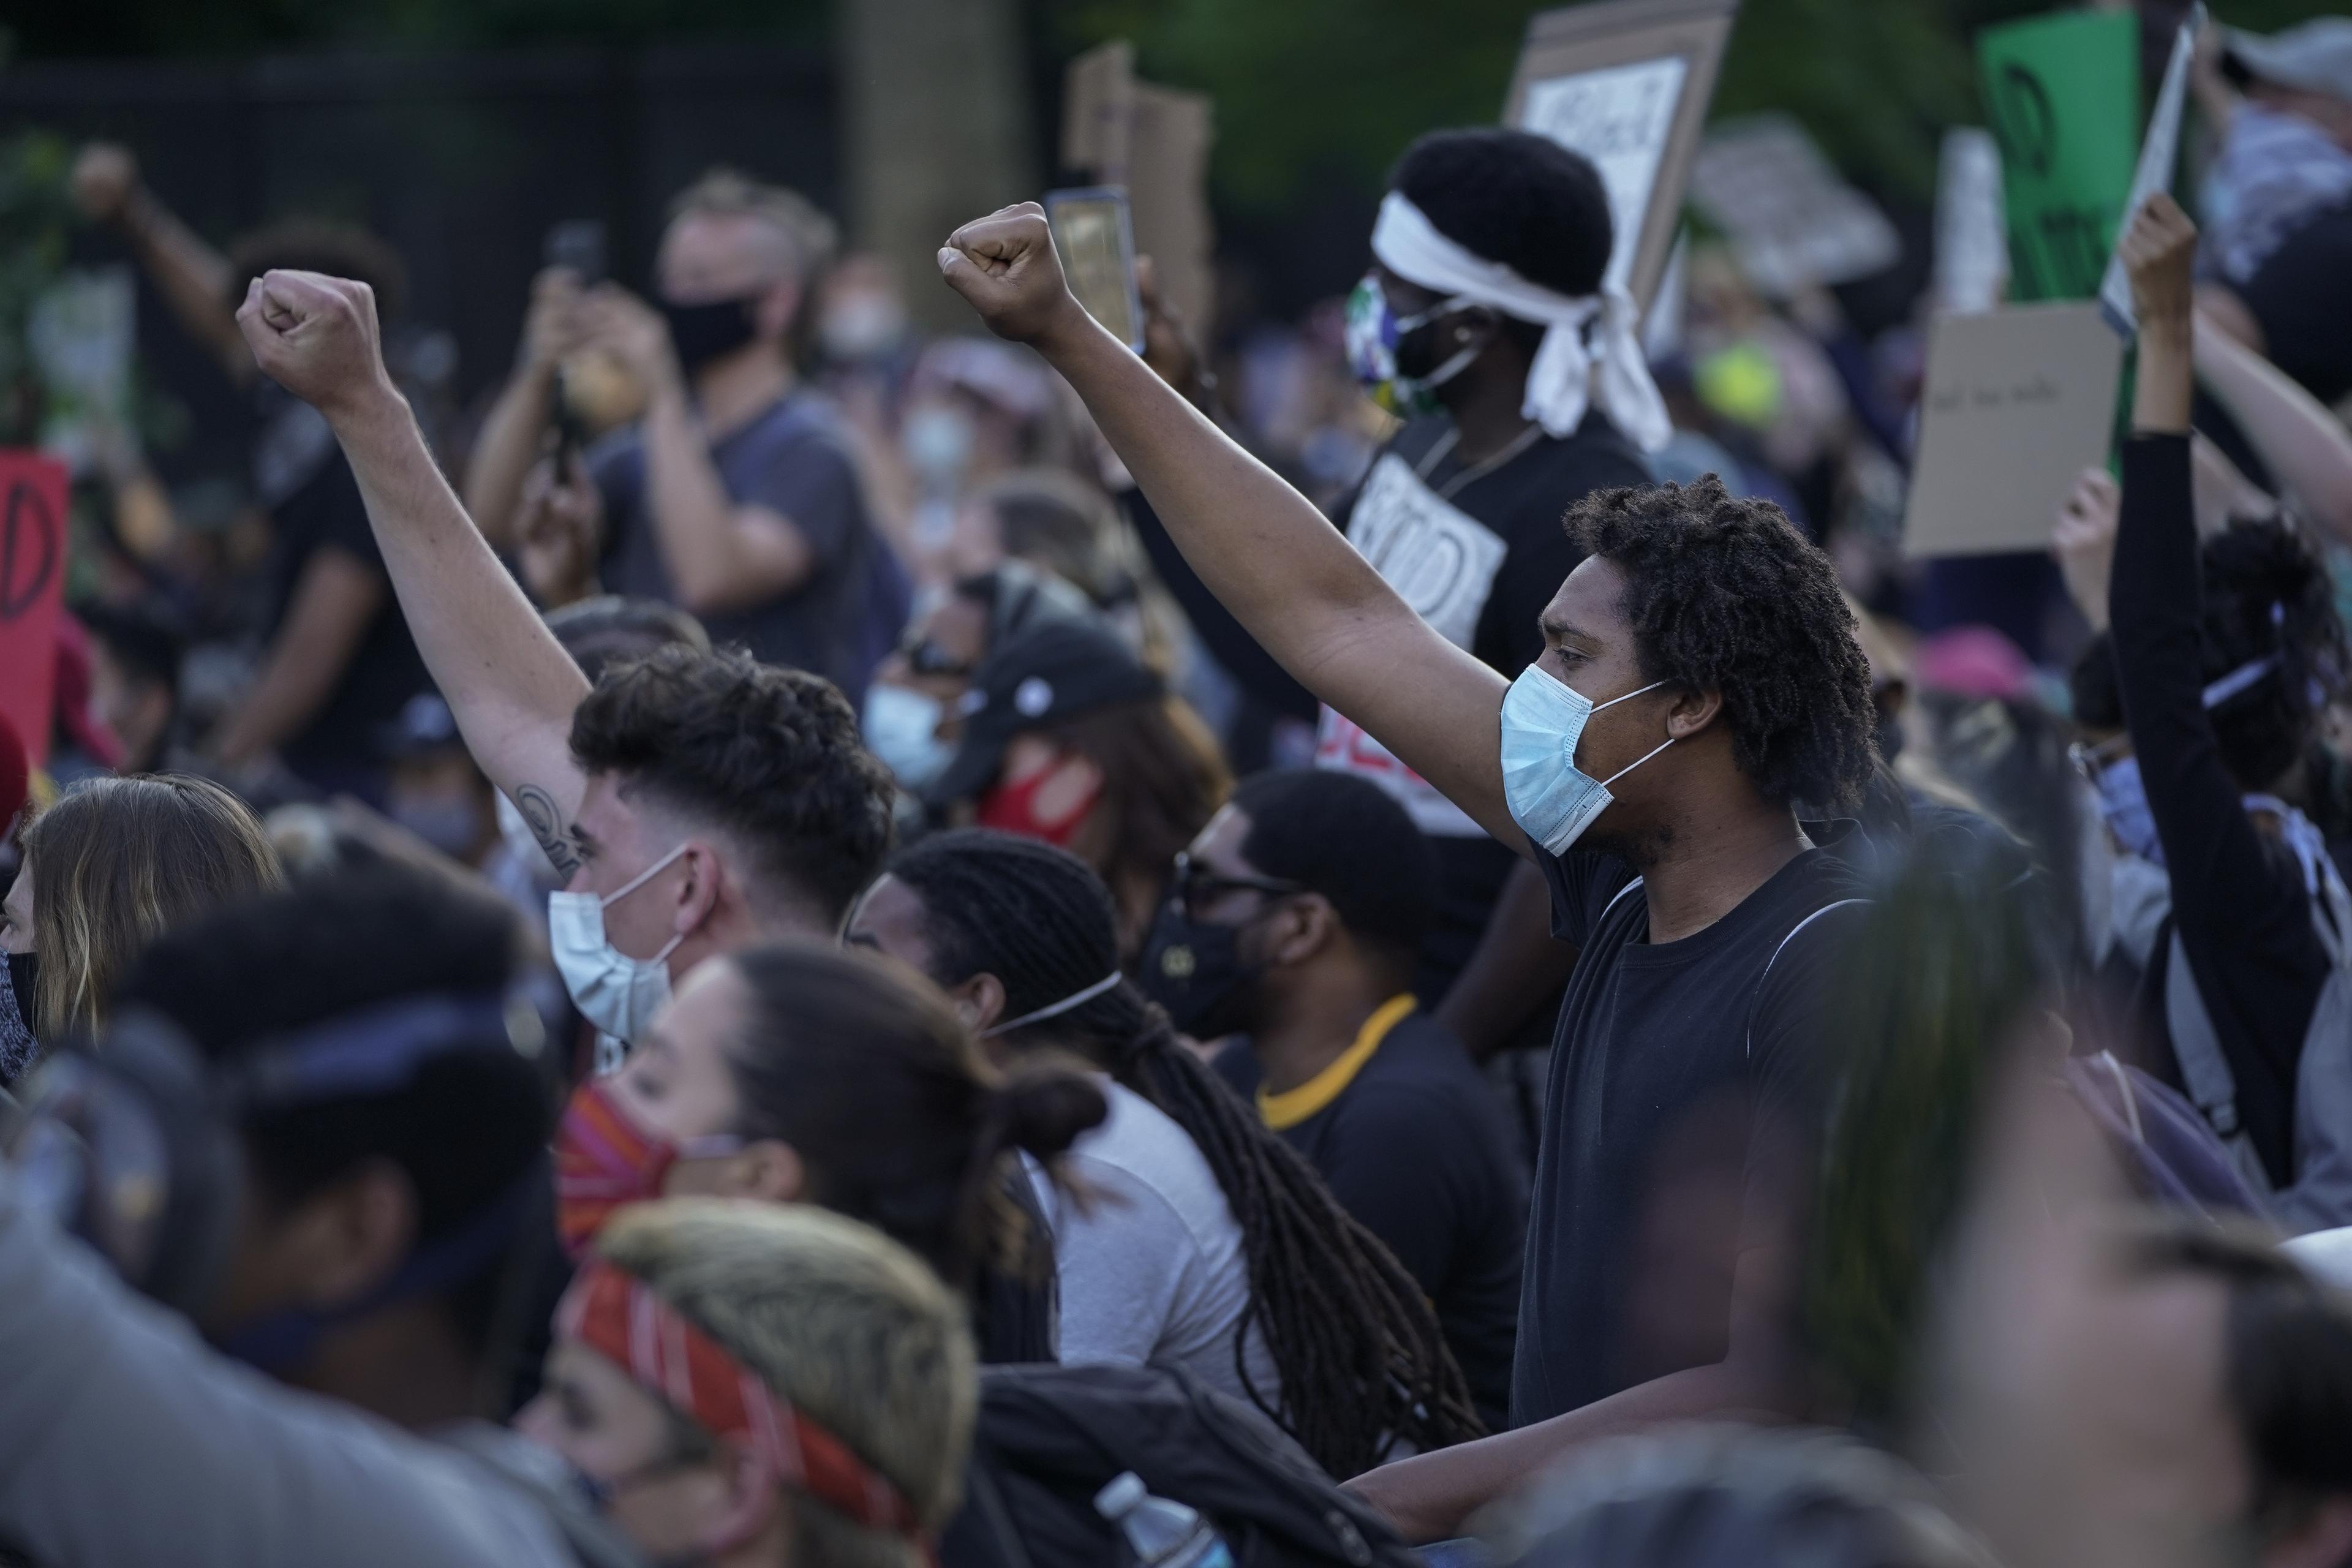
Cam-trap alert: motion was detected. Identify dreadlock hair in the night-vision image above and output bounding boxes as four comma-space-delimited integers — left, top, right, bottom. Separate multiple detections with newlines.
883, 828, 1485, 1476
1568, 477, 1878, 812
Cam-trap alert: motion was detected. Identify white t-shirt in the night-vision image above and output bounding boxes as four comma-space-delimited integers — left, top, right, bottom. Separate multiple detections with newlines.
1027, 1079, 1280, 1410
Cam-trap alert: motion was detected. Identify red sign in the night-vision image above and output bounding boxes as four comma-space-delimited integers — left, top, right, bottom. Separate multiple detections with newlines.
0, 452, 68, 769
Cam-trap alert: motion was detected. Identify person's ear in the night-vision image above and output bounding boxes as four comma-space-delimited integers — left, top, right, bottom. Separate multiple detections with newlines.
694, 1442, 786, 1558
755, 278, 802, 342
1664, 685, 1724, 742
1450, 304, 1502, 349
722, 1140, 807, 1204
676, 844, 725, 936
951, 971, 1008, 1035
1267, 894, 1339, 968
289, 1159, 418, 1309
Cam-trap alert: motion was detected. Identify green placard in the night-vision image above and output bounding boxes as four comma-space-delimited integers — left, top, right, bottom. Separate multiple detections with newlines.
1977, 10, 2140, 302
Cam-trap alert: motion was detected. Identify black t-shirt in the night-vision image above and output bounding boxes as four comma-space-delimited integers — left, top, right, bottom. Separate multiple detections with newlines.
260, 431, 431, 779
1212, 1009, 1526, 1428
1321, 413, 1652, 1003
2235, 200, 2352, 408
592, 391, 892, 699
1513, 841, 1868, 1427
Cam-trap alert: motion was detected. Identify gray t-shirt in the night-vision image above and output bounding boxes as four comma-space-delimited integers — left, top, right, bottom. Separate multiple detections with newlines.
592, 391, 897, 698
1025, 1079, 1279, 1411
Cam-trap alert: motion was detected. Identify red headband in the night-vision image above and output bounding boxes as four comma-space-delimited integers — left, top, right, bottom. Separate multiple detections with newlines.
557, 1259, 925, 1541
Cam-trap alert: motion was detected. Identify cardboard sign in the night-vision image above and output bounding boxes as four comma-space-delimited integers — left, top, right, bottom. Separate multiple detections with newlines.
1978, 9, 2139, 303
1504, 0, 1740, 315
0, 452, 69, 767
2098, 3, 2204, 336
1060, 43, 1218, 339
1934, 128, 2009, 316
1687, 115, 1902, 297
1902, 301, 2124, 559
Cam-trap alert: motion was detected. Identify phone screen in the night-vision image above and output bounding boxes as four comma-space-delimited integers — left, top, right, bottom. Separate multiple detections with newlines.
544, 220, 607, 287
1046, 189, 1142, 353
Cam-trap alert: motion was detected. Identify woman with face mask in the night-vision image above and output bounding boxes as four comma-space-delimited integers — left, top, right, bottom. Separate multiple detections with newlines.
860, 560, 1099, 802
848, 829, 1485, 1480
553, 941, 1102, 1364
927, 620, 1229, 957
1, 774, 285, 1082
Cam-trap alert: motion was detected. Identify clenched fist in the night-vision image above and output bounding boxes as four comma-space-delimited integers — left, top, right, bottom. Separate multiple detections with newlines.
937, 203, 1090, 350
69, 143, 140, 225
235, 270, 398, 422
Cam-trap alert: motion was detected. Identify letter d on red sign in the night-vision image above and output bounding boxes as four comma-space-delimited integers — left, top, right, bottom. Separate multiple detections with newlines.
0, 452, 69, 769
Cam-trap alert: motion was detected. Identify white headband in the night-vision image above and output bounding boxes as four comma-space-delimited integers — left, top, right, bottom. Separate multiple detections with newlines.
1370, 191, 1670, 453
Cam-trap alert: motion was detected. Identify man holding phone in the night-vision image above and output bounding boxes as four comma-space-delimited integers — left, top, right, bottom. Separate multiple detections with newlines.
465, 170, 903, 701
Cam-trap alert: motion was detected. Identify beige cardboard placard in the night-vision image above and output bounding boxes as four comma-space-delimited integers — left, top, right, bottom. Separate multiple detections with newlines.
1062, 41, 1136, 178
1902, 300, 2124, 558
1504, 0, 1740, 315
1061, 43, 1217, 333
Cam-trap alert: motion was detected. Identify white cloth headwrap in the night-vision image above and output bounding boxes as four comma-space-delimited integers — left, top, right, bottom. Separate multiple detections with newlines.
1370, 190, 1671, 453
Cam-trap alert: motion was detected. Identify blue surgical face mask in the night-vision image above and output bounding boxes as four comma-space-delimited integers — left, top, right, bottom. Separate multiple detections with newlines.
862, 684, 954, 794
1344, 273, 1480, 418
1499, 667, 1674, 856
548, 843, 690, 1046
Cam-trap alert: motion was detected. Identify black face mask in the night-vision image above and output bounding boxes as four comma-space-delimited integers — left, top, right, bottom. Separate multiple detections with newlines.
659, 295, 761, 375
1137, 904, 1264, 1039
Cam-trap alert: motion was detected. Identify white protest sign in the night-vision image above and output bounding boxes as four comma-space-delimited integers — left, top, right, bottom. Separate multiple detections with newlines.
1934, 128, 2009, 316
1902, 300, 2125, 557
2099, 2, 2204, 336
1522, 56, 1689, 295
29, 266, 137, 475
1504, 0, 1740, 317
1687, 115, 1901, 298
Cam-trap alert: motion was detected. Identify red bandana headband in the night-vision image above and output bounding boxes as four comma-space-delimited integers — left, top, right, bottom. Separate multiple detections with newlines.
557, 1259, 925, 1542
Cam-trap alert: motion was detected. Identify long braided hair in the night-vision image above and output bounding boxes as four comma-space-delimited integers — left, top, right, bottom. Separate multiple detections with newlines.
884, 829, 1485, 1476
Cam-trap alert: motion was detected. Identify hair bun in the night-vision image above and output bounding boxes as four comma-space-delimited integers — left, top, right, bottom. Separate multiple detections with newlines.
990, 1060, 1107, 1162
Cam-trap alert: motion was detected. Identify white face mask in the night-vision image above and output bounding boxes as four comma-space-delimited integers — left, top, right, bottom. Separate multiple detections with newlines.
1498, 668, 1673, 856
548, 843, 690, 1046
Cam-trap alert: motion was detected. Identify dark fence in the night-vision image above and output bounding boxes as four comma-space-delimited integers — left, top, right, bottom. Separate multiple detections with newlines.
2, 45, 836, 487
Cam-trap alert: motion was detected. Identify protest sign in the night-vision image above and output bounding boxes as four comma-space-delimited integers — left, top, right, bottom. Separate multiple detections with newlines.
1934, 128, 2009, 316
1504, 0, 1739, 314
2098, 3, 2204, 336
1687, 115, 1901, 298
1061, 43, 1218, 341
1978, 9, 2139, 303
28, 266, 136, 475
0, 452, 69, 767
1902, 301, 2124, 558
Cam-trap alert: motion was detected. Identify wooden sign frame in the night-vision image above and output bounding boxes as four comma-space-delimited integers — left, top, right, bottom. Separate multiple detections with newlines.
1503, 0, 1741, 317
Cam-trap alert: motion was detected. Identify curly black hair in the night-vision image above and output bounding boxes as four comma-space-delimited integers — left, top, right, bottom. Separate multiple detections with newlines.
569, 644, 894, 921
1567, 477, 1877, 812
2199, 514, 2347, 793
1390, 128, 1612, 301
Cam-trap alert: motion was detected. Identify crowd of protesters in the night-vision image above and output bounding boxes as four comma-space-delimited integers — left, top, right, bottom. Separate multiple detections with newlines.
4, 14, 2352, 1568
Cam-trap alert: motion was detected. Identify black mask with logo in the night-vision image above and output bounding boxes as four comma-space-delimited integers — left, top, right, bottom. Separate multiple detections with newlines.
1137, 904, 1265, 1039
658, 295, 761, 375
1, 950, 40, 1083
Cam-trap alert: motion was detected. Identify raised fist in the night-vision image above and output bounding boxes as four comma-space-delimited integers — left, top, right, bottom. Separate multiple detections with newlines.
937, 203, 1088, 349
235, 270, 396, 421
70, 143, 140, 225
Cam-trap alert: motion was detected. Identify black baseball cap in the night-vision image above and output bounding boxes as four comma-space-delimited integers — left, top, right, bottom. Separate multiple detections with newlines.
928, 620, 1164, 806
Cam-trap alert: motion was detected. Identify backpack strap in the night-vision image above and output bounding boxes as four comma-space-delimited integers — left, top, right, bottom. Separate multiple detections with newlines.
1747, 899, 1869, 1060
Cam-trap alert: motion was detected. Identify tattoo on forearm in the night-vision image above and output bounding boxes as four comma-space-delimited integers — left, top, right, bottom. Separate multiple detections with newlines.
514, 783, 581, 878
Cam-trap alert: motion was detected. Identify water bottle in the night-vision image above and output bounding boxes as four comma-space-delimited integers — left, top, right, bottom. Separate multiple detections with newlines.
1093, 1471, 1237, 1568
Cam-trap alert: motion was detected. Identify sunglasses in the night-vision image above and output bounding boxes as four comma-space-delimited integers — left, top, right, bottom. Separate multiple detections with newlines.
1171, 851, 1303, 923
895, 636, 974, 680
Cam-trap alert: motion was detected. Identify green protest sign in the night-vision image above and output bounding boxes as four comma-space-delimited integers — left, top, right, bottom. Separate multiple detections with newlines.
1977, 9, 2139, 302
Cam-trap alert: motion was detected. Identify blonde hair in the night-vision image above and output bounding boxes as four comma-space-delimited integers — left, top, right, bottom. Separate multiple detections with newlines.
17, 774, 284, 1039
669, 167, 839, 285
596, 1200, 977, 1568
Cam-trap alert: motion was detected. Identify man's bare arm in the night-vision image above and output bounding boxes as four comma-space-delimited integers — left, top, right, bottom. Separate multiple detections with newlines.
208, 549, 383, 768
938, 204, 1518, 848
236, 270, 592, 878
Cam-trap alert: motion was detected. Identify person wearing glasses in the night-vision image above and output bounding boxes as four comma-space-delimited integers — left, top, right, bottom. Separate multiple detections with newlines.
1158, 770, 1527, 1431
858, 560, 1098, 804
